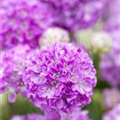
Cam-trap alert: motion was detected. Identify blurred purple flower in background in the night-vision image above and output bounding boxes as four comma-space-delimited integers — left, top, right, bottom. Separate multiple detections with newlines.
100, 0, 120, 86
41, 0, 106, 31
103, 88, 120, 110
100, 39, 120, 86
0, 0, 56, 49
23, 43, 97, 111
103, 0, 120, 43
0, 45, 32, 102
102, 104, 120, 120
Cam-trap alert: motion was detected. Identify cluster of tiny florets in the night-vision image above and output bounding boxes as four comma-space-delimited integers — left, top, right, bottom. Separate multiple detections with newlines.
23, 43, 97, 111
0, 0, 56, 49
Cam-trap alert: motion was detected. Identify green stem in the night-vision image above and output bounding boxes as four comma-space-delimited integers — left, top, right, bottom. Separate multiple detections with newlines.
90, 52, 101, 80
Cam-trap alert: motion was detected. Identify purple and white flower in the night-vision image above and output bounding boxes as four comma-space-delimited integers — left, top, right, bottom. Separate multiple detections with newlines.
24, 43, 97, 111
0, 0, 56, 49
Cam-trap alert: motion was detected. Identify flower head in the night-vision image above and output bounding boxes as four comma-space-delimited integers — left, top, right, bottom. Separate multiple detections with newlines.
100, 40, 120, 86
100, 0, 120, 86
0, 0, 56, 49
0, 45, 32, 101
41, 0, 106, 31
24, 43, 97, 111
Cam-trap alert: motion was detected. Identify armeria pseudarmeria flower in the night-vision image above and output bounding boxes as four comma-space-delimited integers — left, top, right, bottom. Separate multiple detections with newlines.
0, 0, 56, 49
24, 43, 97, 111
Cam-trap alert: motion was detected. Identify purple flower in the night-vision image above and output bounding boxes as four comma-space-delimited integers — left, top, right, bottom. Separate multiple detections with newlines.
100, 40, 120, 86
0, 0, 56, 49
102, 0, 120, 22
41, 0, 106, 31
24, 43, 97, 111
102, 0, 120, 42
0, 45, 32, 101
104, 17, 120, 43
100, 0, 120, 86
103, 88, 120, 109
102, 104, 120, 120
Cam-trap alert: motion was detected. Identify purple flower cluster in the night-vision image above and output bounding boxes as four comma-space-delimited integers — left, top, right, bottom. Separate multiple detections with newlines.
0, 0, 56, 49
104, 8, 120, 43
100, 0, 120, 86
102, 0, 120, 23
100, 40, 120, 86
104, 18, 120, 43
102, 0, 120, 42
103, 88, 120, 109
24, 43, 97, 111
0, 45, 32, 102
1, 0, 117, 119
41, 0, 106, 31
102, 104, 120, 120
